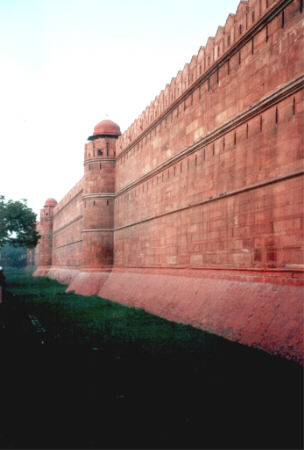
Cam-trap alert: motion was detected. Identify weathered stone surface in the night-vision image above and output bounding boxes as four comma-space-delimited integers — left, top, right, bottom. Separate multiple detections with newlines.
34, 1, 304, 363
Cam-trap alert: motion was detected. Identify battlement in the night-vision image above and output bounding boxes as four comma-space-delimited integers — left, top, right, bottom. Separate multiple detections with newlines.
53, 178, 84, 219
117, 0, 282, 156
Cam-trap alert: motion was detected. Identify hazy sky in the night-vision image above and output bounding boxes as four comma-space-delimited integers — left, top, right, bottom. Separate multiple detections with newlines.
0, 0, 240, 217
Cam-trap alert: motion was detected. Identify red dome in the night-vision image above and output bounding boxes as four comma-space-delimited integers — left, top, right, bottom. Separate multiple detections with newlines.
93, 119, 121, 137
44, 198, 57, 207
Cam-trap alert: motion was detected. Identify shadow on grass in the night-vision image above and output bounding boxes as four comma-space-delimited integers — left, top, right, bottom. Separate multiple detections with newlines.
0, 269, 302, 449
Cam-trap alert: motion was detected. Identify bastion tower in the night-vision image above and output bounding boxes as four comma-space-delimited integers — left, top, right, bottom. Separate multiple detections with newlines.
38, 198, 57, 270
82, 119, 121, 270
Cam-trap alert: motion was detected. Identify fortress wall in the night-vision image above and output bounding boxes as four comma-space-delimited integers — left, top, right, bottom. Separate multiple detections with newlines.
51, 178, 84, 269
115, 0, 303, 194
108, 0, 304, 363
114, 0, 304, 271
115, 92, 303, 236
35, 0, 304, 363
114, 164, 303, 269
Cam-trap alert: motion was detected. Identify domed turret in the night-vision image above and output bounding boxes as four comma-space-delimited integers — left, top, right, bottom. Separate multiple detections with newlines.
44, 198, 57, 207
88, 119, 121, 140
82, 119, 118, 269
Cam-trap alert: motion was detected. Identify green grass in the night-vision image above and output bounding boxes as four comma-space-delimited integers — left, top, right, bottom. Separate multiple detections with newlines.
4, 268, 221, 358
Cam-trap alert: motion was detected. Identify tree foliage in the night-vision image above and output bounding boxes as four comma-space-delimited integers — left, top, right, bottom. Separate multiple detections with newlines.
0, 195, 40, 249
0, 243, 27, 268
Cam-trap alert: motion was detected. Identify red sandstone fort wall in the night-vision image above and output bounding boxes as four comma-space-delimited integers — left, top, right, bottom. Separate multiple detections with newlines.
114, 0, 303, 271
34, 0, 304, 363
51, 178, 84, 269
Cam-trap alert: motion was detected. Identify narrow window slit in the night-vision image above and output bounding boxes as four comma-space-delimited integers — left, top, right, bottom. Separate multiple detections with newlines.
275, 107, 279, 124
260, 115, 263, 131
293, 97, 296, 115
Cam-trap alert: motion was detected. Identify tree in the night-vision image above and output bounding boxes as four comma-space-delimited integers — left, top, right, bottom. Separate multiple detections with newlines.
0, 243, 27, 268
0, 196, 40, 249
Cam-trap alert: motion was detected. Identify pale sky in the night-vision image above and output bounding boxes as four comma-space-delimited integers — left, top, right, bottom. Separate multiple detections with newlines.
0, 0, 240, 218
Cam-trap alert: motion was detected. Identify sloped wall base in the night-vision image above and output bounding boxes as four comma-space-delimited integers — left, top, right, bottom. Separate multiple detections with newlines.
40, 267, 303, 364
67, 271, 110, 296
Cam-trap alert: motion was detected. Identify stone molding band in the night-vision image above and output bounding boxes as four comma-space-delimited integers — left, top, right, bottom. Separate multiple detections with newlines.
83, 193, 115, 199
116, 75, 304, 197
84, 158, 115, 165
82, 229, 114, 233
55, 239, 83, 250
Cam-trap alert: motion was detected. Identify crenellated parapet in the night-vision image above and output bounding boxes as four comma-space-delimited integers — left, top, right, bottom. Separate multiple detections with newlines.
117, 0, 282, 157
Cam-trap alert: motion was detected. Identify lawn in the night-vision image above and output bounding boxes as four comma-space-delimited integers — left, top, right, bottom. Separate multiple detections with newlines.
0, 268, 303, 449
5, 268, 223, 356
